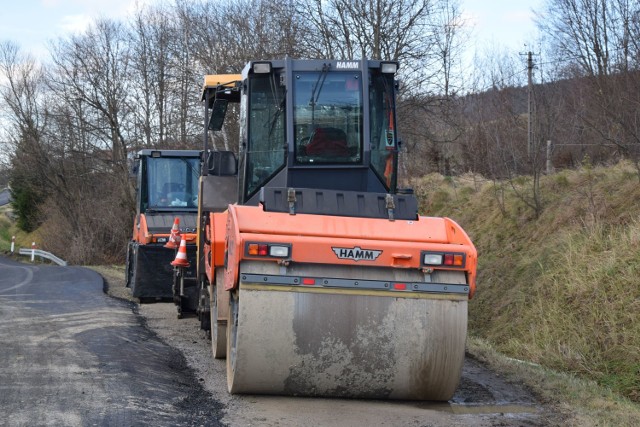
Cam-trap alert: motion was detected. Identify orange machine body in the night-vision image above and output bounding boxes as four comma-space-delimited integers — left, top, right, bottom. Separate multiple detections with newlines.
207, 204, 477, 299
132, 213, 197, 246
203, 211, 229, 285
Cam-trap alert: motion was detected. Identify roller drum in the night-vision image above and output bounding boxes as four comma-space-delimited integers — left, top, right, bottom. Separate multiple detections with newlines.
226, 279, 467, 400
211, 269, 228, 359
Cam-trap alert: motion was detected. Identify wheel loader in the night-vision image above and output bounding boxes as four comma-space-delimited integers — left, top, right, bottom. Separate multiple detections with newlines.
125, 149, 200, 302
189, 59, 477, 401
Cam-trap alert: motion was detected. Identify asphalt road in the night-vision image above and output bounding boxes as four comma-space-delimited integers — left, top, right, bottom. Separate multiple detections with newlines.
0, 189, 9, 206
0, 256, 224, 426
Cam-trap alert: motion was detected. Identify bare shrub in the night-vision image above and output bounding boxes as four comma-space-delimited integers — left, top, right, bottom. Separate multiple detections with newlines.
38, 180, 131, 265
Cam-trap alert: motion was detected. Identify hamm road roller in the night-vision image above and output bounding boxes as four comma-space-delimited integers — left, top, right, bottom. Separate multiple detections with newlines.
192, 59, 477, 400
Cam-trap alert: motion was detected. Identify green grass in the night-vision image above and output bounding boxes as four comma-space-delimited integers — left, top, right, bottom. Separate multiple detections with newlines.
415, 161, 640, 404
0, 205, 41, 254
0, 208, 13, 252
468, 337, 640, 426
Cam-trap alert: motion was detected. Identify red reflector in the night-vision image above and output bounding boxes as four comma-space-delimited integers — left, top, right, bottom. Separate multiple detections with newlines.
258, 244, 268, 256
444, 254, 454, 265
302, 278, 315, 286
393, 283, 407, 290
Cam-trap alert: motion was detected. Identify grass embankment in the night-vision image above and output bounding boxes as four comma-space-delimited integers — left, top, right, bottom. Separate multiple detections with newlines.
0, 203, 44, 257
0, 209, 12, 252
415, 161, 640, 419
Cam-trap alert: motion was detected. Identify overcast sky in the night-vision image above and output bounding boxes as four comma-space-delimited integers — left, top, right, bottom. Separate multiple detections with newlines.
0, 0, 543, 61
463, 0, 543, 53
0, 0, 157, 58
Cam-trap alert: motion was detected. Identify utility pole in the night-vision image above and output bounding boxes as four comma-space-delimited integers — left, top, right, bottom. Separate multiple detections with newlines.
527, 51, 534, 159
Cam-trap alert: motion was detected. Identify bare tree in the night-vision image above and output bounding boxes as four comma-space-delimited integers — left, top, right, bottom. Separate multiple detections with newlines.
0, 41, 48, 231
297, 0, 440, 68
296, 0, 470, 179
430, 0, 468, 98
45, 18, 137, 246
129, 5, 177, 148
48, 19, 133, 164
0, 42, 45, 146
452, 48, 553, 217
536, 0, 640, 173
536, 0, 614, 78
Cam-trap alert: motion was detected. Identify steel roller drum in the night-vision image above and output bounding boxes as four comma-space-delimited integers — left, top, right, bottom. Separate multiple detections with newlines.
226, 263, 468, 401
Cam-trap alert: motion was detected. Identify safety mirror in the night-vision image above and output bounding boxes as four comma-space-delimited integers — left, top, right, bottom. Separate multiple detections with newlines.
208, 99, 228, 131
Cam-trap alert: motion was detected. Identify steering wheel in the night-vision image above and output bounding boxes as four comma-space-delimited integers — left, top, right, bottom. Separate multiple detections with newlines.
298, 137, 311, 156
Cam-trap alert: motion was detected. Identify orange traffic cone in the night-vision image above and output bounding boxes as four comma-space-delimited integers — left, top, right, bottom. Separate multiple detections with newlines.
164, 217, 181, 249
171, 234, 190, 267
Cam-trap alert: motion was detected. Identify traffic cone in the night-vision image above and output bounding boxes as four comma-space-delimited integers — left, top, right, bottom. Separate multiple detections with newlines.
171, 234, 190, 267
164, 217, 181, 249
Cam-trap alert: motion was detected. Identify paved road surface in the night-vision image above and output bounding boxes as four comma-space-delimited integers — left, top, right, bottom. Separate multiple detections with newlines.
0, 256, 224, 426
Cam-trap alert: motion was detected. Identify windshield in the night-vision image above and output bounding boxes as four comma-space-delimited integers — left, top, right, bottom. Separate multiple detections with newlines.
144, 156, 200, 210
293, 71, 362, 164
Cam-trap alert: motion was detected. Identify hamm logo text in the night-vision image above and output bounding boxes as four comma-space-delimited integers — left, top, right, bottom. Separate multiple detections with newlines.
332, 246, 382, 261
336, 61, 358, 69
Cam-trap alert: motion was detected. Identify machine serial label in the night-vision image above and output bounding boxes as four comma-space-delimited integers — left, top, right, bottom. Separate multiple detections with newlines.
336, 61, 358, 69
332, 246, 382, 261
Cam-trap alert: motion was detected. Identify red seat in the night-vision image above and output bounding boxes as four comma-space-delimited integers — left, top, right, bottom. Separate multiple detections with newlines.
305, 127, 349, 156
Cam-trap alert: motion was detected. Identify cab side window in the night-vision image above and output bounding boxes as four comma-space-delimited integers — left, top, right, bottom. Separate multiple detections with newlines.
245, 74, 286, 198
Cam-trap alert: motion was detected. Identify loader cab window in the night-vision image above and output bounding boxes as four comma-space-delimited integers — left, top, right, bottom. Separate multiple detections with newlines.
245, 73, 286, 198
144, 156, 200, 211
294, 71, 362, 164
369, 72, 397, 190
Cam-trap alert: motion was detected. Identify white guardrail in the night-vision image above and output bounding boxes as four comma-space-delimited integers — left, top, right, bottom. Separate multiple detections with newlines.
18, 248, 68, 266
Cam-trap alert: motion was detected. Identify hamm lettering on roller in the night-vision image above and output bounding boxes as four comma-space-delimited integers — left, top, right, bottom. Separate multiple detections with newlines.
332, 246, 382, 261
336, 61, 358, 69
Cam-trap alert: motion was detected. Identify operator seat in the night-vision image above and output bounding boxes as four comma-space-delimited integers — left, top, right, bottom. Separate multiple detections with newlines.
305, 127, 349, 156
208, 150, 238, 176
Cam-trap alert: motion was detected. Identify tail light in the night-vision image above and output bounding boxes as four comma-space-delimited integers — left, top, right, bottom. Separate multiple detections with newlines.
421, 251, 466, 268
246, 242, 291, 259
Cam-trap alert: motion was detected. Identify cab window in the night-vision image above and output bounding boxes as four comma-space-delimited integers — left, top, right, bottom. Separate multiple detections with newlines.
145, 157, 199, 210
245, 74, 286, 198
293, 71, 362, 164
369, 72, 396, 189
